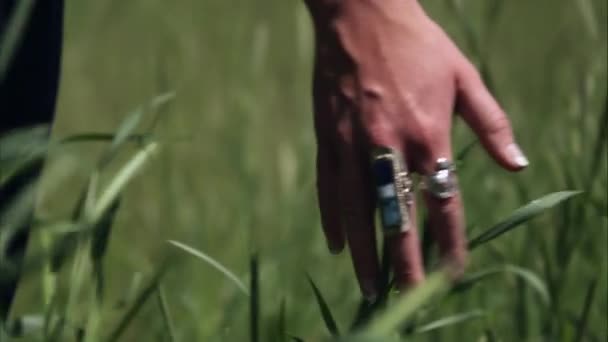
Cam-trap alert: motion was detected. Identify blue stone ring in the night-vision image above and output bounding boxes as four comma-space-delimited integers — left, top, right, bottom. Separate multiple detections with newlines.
423, 158, 458, 200
371, 147, 413, 235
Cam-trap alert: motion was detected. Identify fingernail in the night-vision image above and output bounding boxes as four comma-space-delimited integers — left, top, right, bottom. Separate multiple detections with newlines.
506, 143, 529, 167
361, 279, 378, 303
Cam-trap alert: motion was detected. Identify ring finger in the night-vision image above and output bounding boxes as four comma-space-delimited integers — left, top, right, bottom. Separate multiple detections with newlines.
419, 149, 467, 275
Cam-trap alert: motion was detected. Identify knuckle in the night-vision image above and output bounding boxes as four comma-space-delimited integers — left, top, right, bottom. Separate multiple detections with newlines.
409, 122, 439, 157
484, 114, 511, 137
364, 119, 396, 147
459, 61, 483, 85
402, 91, 424, 118
418, 123, 438, 146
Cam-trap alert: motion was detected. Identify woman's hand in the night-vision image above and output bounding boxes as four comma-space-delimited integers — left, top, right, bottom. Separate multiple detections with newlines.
306, 0, 528, 300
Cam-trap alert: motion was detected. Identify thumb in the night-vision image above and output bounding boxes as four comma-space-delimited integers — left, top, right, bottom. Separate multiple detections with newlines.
456, 62, 529, 171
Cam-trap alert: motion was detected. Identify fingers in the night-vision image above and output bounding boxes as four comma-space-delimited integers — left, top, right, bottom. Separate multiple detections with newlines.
364, 124, 425, 290
418, 143, 467, 277
313, 62, 346, 254
313, 59, 380, 299
338, 138, 380, 301
316, 146, 346, 253
423, 191, 467, 276
387, 198, 425, 288
456, 62, 529, 171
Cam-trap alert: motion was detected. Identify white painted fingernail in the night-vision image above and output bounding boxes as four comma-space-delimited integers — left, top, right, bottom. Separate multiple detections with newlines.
506, 143, 529, 167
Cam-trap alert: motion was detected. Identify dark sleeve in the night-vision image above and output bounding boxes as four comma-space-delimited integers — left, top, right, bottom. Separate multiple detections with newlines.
0, 0, 64, 321
0, 0, 64, 133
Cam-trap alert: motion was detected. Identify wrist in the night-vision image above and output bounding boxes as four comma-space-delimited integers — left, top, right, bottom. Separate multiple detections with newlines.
306, 0, 429, 69
304, 0, 424, 27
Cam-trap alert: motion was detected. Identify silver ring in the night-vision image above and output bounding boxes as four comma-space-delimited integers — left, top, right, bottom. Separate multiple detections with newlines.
423, 158, 458, 199
371, 147, 413, 235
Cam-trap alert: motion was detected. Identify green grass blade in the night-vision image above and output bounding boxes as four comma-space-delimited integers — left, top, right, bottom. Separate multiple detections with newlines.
59, 133, 146, 145
587, 95, 607, 188
59, 91, 175, 152
45, 315, 66, 342
307, 274, 340, 336
277, 298, 286, 342
90, 198, 121, 301
364, 272, 449, 336
565, 312, 602, 342
0, 126, 49, 186
106, 262, 171, 342
452, 265, 550, 305
96, 106, 144, 169
156, 284, 176, 342
91, 143, 157, 223
4, 314, 44, 338
168, 240, 249, 295
484, 0, 505, 32
98, 92, 173, 168
111, 109, 144, 151
61, 175, 100, 318
350, 243, 392, 330
250, 254, 259, 342
456, 140, 478, 165
451, 268, 500, 293
468, 191, 582, 250
414, 310, 485, 334
575, 0, 598, 39
0, 125, 49, 163
574, 278, 597, 342
503, 265, 550, 306
116, 272, 143, 309
484, 327, 498, 342
350, 299, 373, 332
42, 284, 67, 341
148, 91, 176, 109
49, 233, 78, 273
147, 91, 176, 132
0, 162, 46, 320
84, 295, 102, 342
0, 182, 35, 258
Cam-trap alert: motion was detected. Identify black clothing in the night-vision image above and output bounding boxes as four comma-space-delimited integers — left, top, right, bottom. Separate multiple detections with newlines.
0, 0, 64, 320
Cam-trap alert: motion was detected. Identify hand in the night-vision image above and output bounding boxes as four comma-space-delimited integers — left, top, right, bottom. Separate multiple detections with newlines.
307, 0, 528, 300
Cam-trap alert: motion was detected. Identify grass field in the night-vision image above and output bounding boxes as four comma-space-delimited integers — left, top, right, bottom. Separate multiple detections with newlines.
2, 0, 607, 341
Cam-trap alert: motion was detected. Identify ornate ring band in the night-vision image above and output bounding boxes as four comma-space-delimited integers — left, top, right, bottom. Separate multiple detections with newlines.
371, 147, 413, 235
422, 158, 458, 199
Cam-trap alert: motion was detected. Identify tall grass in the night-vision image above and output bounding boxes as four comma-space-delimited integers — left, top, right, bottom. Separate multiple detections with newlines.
1, 0, 606, 341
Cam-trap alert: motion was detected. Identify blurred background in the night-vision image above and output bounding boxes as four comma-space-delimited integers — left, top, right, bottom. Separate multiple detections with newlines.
10, 0, 607, 340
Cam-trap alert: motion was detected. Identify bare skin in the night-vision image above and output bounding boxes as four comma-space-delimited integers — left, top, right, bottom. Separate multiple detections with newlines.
305, 0, 529, 300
